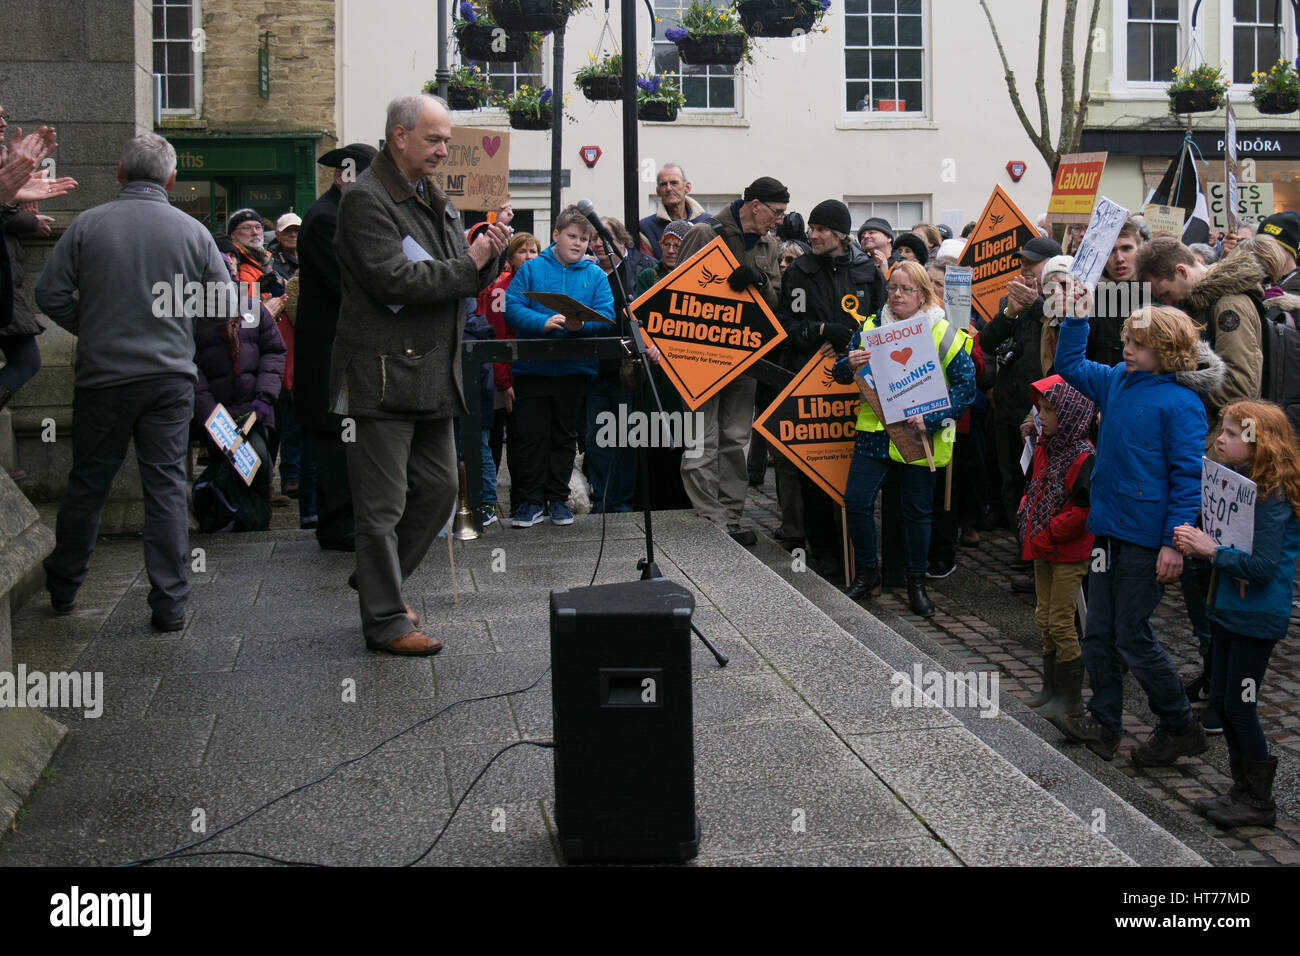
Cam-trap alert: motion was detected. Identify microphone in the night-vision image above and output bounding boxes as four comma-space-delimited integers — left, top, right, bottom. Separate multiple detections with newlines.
577, 199, 622, 260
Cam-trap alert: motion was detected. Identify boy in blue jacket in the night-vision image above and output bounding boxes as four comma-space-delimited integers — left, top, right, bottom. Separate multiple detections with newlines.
504, 206, 614, 527
1052, 295, 1225, 765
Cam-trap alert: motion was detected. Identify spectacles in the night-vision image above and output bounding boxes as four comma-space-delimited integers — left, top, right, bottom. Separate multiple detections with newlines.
758, 200, 786, 220
887, 285, 920, 295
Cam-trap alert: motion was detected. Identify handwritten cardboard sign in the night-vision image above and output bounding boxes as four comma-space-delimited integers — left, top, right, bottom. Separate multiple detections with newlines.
431, 126, 510, 210
1069, 196, 1130, 292
1142, 203, 1185, 238
1207, 182, 1274, 230
861, 317, 950, 424
1201, 457, 1257, 554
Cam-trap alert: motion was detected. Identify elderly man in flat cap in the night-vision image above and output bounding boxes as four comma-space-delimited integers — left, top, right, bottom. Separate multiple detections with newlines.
675, 176, 787, 545
295, 142, 378, 553
333, 95, 510, 655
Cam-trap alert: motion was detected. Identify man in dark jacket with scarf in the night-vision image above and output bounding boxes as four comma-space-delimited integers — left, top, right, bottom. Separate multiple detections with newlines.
332, 95, 508, 656
776, 199, 883, 575
675, 176, 786, 545
296, 142, 376, 551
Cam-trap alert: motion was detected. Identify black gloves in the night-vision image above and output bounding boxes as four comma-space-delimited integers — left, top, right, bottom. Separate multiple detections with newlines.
728, 264, 768, 291
821, 322, 853, 352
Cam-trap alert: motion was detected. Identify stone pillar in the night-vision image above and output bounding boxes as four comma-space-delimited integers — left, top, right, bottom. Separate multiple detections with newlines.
0, 473, 64, 835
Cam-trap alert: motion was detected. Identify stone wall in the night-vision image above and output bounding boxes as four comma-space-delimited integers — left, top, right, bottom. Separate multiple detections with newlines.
193, 0, 338, 194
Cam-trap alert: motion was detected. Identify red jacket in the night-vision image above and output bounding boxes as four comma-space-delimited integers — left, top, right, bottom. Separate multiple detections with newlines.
478, 268, 517, 393
1020, 448, 1094, 562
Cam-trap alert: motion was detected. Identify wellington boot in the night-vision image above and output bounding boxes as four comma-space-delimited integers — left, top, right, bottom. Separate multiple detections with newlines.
1025, 651, 1056, 709
1195, 747, 1244, 816
1035, 656, 1084, 719
1207, 757, 1278, 828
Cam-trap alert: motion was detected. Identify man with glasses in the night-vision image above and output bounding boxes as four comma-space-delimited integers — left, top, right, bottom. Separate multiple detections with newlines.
675, 176, 787, 545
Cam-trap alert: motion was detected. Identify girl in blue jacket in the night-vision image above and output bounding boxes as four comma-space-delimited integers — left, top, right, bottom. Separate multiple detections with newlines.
1173, 401, 1300, 828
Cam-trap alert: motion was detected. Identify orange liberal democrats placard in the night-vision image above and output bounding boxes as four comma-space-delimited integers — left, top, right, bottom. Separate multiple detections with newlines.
752, 353, 860, 507
957, 185, 1039, 325
1046, 151, 1107, 223
630, 236, 786, 410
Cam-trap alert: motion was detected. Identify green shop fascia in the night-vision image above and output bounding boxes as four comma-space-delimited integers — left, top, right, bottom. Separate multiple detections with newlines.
164, 134, 324, 233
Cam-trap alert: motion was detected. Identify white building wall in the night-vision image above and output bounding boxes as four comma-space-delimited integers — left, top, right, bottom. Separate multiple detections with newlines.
337, 0, 1078, 236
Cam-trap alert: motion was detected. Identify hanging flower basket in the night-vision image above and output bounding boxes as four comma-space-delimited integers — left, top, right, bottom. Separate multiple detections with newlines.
455, 21, 534, 62
579, 75, 624, 101
447, 84, 486, 110
488, 0, 573, 31
1169, 88, 1223, 114
637, 101, 679, 122
509, 105, 553, 130
1255, 89, 1300, 114
735, 0, 817, 38
674, 33, 746, 66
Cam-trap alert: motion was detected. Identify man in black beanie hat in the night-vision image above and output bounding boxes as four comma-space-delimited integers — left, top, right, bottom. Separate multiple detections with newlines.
676, 176, 788, 544
294, 142, 379, 551
775, 198, 884, 575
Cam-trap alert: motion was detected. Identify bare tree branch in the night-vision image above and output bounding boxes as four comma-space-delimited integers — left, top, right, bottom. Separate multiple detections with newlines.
1036, 0, 1051, 150
1058, 0, 1079, 156
978, 0, 1054, 171
1070, 0, 1105, 158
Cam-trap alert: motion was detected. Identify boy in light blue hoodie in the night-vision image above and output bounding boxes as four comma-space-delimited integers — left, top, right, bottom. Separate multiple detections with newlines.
504, 206, 614, 527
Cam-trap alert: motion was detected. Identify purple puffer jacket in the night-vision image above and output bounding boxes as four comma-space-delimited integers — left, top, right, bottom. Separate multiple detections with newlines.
194, 304, 286, 435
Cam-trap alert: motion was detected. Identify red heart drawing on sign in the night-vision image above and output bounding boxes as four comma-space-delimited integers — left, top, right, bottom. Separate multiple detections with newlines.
1222, 479, 1229, 489
890, 348, 913, 365
482, 135, 501, 158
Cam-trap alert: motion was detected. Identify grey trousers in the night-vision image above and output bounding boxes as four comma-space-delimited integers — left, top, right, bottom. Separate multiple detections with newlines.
44, 376, 193, 619
344, 416, 457, 646
680, 375, 757, 526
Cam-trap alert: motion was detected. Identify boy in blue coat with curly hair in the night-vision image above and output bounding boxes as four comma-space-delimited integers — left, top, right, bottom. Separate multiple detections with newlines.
1052, 291, 1226, 766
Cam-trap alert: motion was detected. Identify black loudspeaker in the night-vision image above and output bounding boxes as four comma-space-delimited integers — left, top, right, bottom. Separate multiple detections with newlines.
550, 579, 699, 863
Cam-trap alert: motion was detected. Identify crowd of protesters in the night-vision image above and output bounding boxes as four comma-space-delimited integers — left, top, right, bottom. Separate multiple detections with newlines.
6, 97, 1300, 829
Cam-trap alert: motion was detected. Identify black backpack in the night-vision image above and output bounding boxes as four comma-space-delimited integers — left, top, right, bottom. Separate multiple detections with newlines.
1254, 293, 1300, 441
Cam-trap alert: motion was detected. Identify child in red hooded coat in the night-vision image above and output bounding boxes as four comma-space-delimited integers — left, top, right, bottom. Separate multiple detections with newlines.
1018, 374, 1096, 718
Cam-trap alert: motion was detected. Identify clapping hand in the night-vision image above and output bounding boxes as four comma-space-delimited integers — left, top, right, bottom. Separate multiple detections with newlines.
468, 221, 511, 270
1005, 274, 1038, 315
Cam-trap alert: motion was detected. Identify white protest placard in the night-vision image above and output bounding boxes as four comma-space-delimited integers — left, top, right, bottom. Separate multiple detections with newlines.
1201, 457, 1256, 554
203, 403, 262, 486
1069, 196, 1130, 292
1142, 204, 1185, 238
860, 316, 950, 424
943, 266, 973, 330
1207, 182, 1274, 230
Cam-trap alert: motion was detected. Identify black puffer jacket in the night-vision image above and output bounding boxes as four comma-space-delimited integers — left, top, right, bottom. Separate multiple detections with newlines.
979, 294, 1046, 426
776, 242, 883, 371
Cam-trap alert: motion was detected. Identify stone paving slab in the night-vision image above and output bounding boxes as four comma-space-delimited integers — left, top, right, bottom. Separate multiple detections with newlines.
2, 508, 1206, 866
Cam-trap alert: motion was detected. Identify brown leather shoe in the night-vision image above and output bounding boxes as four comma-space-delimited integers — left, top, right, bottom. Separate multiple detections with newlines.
405, 603, 420, 627
375, 631, 443, 656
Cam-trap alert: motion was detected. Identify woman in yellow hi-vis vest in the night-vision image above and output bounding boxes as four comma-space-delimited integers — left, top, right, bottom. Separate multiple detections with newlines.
831, 261, 977, 616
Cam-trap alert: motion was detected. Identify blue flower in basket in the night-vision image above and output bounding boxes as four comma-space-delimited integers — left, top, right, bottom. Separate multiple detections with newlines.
539, 88, 553, 105
459, 2, 477, 22
665, 27, 688, 42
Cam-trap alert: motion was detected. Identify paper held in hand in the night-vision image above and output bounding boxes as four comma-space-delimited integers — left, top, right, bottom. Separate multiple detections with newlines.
1201, 457, 1257, 554
1069, 196, 1131, 292
204, 404, 261, 486
388, 235, 433, 314
943, 267, 973, 331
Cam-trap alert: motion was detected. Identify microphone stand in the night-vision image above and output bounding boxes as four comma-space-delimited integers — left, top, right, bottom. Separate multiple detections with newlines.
601, 240, 728, 668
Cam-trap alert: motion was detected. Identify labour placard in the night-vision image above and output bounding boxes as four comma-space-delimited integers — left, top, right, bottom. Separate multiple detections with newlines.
1202, 457, 1257, 554
630, 236, 786, 410
958, 185, 1039, 325
861, 317, 950, 424
1069, 196, 1130, 292
752, 354, 860, 506
1047, 152, 1108, 224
